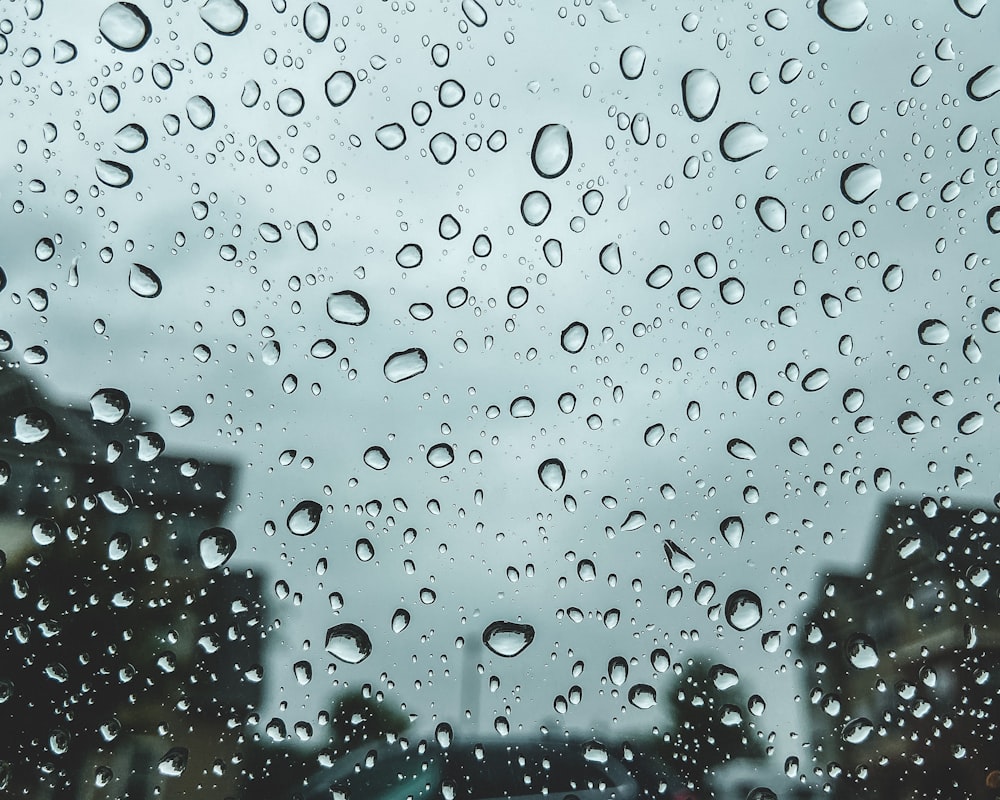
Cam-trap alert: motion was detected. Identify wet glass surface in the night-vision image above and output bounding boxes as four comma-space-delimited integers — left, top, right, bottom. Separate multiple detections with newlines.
1, 1, 999, 798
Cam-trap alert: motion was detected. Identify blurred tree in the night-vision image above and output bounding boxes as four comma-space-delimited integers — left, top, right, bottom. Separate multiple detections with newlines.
653, 657, 766, 789
328, 688, 411, 749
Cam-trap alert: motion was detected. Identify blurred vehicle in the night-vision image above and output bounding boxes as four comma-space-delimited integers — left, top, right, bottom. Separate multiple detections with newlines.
300, 737, 639, 800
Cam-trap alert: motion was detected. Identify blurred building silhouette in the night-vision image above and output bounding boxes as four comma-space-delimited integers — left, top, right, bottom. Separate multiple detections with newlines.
0, 358, 266, 799
801, 498, 1000, 800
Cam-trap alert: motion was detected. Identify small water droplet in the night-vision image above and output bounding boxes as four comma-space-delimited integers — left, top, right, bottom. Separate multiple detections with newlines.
129, 264, 162, 298
90, 388, 130, 424
628, 684, 656, 709
157, 747, 189, 777
846, 633, 879, 668
599, 242, 623, 275
644, 424, 665, 447
727, 438, 757, 460
720, 516, 744, 548
755, 196, 786, 231
96, 160, 133, 188
375, 122, 406, 150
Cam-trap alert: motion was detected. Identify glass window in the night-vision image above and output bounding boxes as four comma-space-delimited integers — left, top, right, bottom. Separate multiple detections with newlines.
2, 2, 999, 800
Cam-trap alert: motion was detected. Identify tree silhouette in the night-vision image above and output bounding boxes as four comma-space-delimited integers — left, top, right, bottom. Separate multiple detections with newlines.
653, 657, 766, 789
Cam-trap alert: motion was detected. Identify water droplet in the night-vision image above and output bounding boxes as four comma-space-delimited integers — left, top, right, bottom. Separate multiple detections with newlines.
755, 196, 786, 231
725, 590, 763, 631
391, 608, 410, 633
325, 71, 356, 106
375, 122, 406, 150
303, 2, 330, 41
882, 263, 903, 291
483, 620, 535, 657
520, 190, 551, 226
99, 3, 152, 51
560, 322, 588, 353
842, 717, 874, 744
186, 95, 215, 129
817, 0, 868, 30
325, 623, 372, 664
427, 443, 454, 468
530, 124, 573, 179
54, 39, 77, 63
158, 748, 189, 777
720, 122, 768, 161
608, 656, 628, 686
620, 45, 645, 79
663, 539, 696, 572
276, 87, 304, 117
897, 412, 925, 435
621, 510, 646, 531
169, 405, 194, 427
598, 242, 623, 275
840, 163, 882, 203
988, 206, 1000, 234
577, 559, 596, 582
439, 79, 465, 107
32, 518, 59, 545
747, 789, 778, 800
129, 263, 162, 298
114, 123, 147, 152
644, 424, 665, 447
678, 287, 702, 309
843, 388, 865, 412
789, 437, 809, 456
846, 633, 879, 668
727, 438, 756, 460
720, 516, 744, 548
967, 65, 1000, 101
719, 277, 745, 305
628, 684, 656, 709
90, 388, 130, 424
326, 290, 370, 325
96, 160, 133, 188
917, 318, 949, 344
646, 264, 672, 288
355, 538, 374, 561
681, 69, 721, 122
710, 664, 740, 690
959, 411, 984, 435
461, 0, 488, 26
538, 458, 566, 491
199, 527, 236, 568
510, 396, 535, 418
983, 307, 1000, 332
384, 347, 428, 382
363, 446, 390, 470
199, 0, 248, 35
287, 500, 322, 535
802, 368, 830, 392
430, 132, 458, 164
963, 335, 982, 364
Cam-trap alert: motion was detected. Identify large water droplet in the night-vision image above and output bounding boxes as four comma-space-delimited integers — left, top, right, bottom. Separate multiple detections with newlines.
530, 124, 573, 178
520, 190, 552, 226
628, 684, 656, 709
287, 500, 322, 535
391, 608, 410, 633
727, 438, 757, 460
720, 516, 744, 548
608, 656, 629, 686
303, 2, 330, 41
646, 264, 672, 288
384, 347, 428, 382
599, 242, 622, 275
725, 590, 763, 631
483, 620, 535, 657
681, 69, 720, 121
129, 263, 162, 298
846, 633, 878, 668
325, 623, 372, 664
802, 368, 830, 392
199, 527, 236, 568
755, 196, 786, 231
199, 0, 248, 35
326, 291, 370, 325
817, 0, 868, 30
619, 45, 646, 80
710, 664, 740, 690
461, 0, 488, 26
917, 318, 949, 344
114, 123, 147, 152
538, 458, 566, 491
375, 123, 406, 150
736, 371, 757, 400
967, 65, 1000, 100
427, 443, 454, 468
157, 748, 189, 777
663, 539, 696, 572
90, 388, 130, 424
325, 71, 356, 106
560, 322, 588, 353
959, 411, 984, 435
96, 160, 133, 188
897, 411, 925, 435
720, 122, 768, 161
644, 424, 665, 447
99, 3, 152, 51
842, 717, 874, 744
364, 446, 390, 470
840, 163, 882, 203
